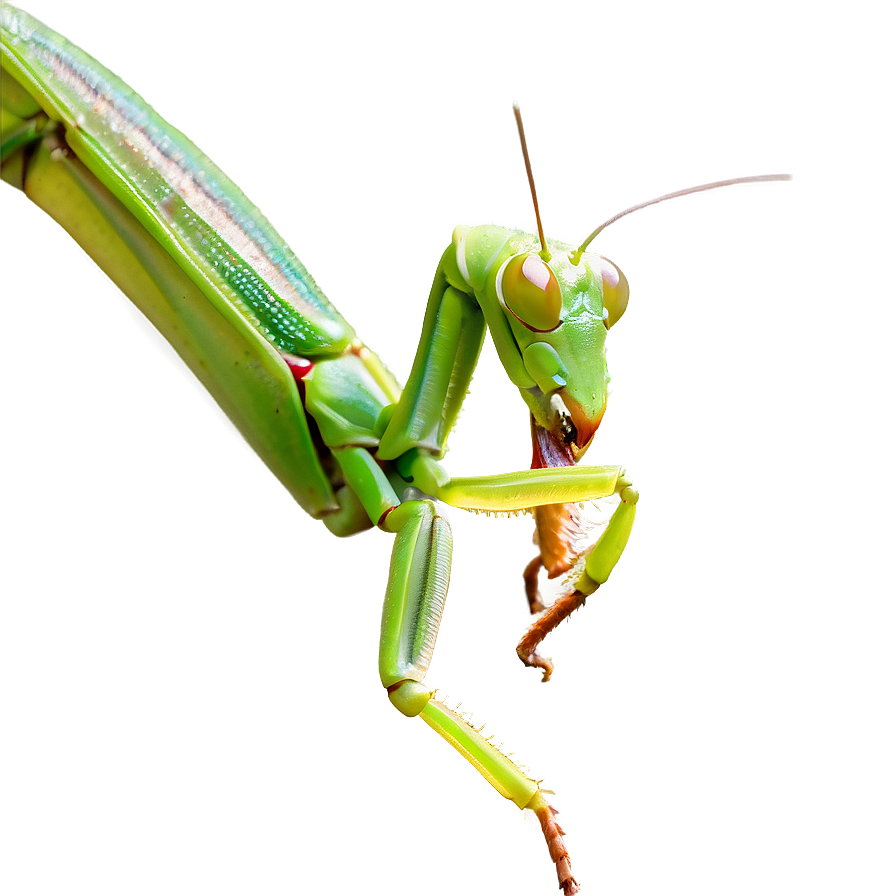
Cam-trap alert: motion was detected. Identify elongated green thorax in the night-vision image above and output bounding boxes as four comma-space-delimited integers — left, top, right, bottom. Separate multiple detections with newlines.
1, 3, 354, 358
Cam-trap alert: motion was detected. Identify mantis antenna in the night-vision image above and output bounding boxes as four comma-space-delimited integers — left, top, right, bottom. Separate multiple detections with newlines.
513, 104, 551, 262
570, 173, 792, 264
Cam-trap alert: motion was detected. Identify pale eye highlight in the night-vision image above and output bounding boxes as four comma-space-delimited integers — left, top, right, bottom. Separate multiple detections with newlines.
522, 255, 551, 290
599, 257, 629, 328
501, 254, 562, 332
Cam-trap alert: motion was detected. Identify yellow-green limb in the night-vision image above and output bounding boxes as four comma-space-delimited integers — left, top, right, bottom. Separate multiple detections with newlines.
401, 450, 622, 511
378, 500, 577, 893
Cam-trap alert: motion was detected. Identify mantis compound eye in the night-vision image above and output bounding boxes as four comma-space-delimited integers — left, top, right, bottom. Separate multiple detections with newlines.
599, 257, 629, 328
500, 254, 562, 332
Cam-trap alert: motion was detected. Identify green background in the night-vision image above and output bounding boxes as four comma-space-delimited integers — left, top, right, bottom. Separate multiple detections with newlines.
1, 2, 890, 895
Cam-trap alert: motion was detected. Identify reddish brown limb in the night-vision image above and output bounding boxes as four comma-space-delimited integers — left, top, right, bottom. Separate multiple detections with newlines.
517, 589, 589, 682
528, 416, 587, 599
523, 554, 546, 614
528, 791, 579, 895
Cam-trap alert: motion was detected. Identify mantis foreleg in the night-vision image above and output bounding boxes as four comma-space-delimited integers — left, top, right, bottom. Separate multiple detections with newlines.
377, 249, 486, 461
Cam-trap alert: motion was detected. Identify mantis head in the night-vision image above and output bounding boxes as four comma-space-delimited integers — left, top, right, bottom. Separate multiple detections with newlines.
449, 224, 627, 463
454, 105, 791, 467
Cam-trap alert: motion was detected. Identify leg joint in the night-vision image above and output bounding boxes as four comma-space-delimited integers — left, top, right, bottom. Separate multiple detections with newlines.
615, 469, 639, 504
386, 679, 432, 717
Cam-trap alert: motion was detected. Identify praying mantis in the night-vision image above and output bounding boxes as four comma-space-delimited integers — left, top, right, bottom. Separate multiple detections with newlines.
1, 3, 791, 892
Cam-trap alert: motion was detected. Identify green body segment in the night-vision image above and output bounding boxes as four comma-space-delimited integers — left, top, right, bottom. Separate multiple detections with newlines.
579, 497, 637, 593
10, 133, 339, 517
304, 353, 394, 449
0, 3, 388, 519
0, 54, 39, 117
379, 501, 451, 687
376, 246, 486, 460
420, 700, 538, 807
332, 447, 399, 526
0, 4, 353, 358
451, 224, 539, 390
404, 453, 620, 511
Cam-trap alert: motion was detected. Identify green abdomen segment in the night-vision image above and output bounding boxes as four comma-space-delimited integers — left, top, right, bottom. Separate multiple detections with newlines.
0, 4, 354, 357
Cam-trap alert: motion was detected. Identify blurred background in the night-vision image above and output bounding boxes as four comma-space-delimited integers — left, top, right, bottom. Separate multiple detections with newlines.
2, 1, 892, 893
